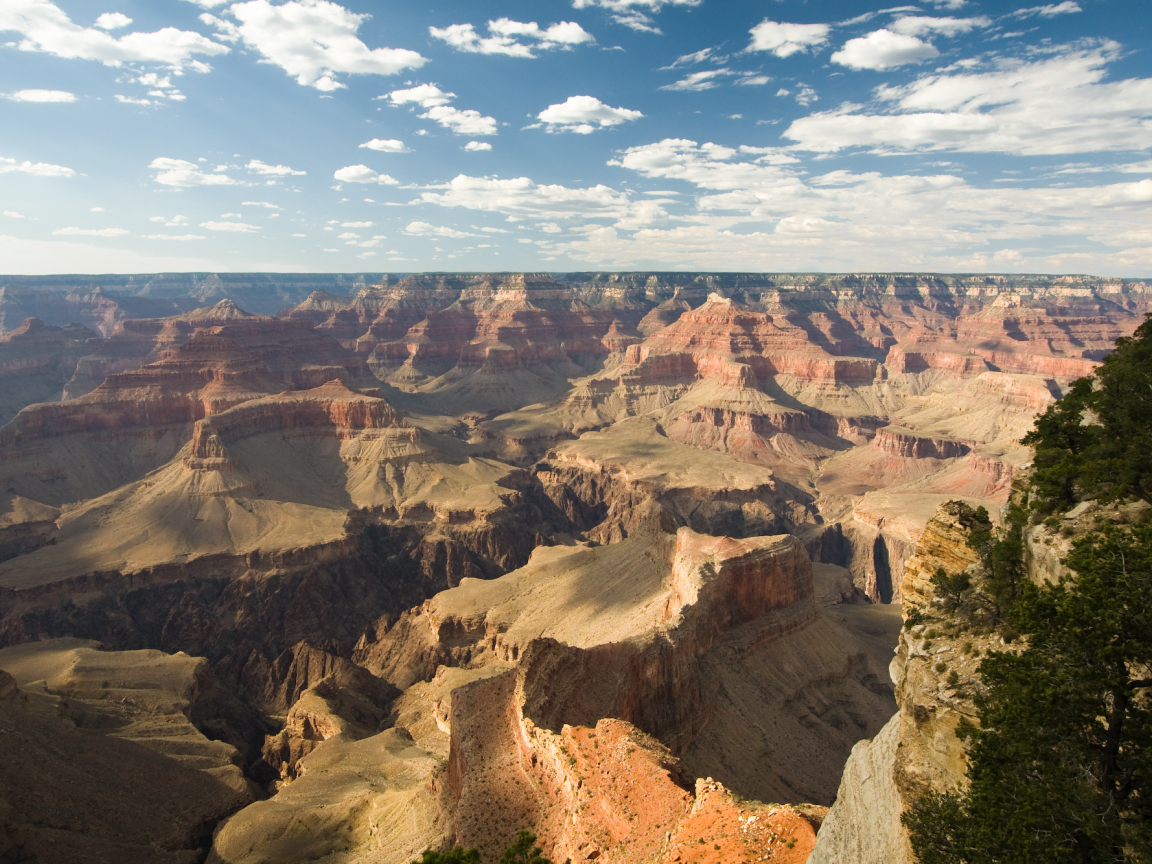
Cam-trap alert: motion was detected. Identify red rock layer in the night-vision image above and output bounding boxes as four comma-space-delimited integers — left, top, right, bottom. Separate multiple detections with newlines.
0, 333, 287, 445
187, 380, 409, 460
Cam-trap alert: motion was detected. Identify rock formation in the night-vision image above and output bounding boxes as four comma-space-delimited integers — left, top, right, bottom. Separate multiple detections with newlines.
0, 272, 1147, 863
808, 500, 996, 864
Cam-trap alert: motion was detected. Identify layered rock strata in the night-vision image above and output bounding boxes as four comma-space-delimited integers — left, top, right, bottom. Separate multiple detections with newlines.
808, 501, 998, 864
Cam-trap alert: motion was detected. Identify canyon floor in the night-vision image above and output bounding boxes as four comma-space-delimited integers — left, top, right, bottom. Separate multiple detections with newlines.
0, 271, 1145, 863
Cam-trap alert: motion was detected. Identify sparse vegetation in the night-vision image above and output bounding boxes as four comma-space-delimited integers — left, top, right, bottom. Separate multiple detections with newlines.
903, 321, 1152, 863
412, 831, 553, 864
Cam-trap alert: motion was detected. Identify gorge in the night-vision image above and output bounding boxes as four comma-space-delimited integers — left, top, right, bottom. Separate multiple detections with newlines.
0, 271, 1147, 864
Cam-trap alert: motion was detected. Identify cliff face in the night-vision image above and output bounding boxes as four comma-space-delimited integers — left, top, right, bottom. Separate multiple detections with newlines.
808, 501, 994, 864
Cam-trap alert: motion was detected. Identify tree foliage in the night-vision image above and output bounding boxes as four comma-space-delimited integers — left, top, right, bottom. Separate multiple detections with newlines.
412, 848, 482, 864
904, 526, 1152, 863
1024, 314, 1152, 510
411, 831, 552, 864
498, 831, 552, 864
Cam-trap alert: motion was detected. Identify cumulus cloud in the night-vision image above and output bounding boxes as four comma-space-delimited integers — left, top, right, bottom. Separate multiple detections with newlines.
832, 29, 939, 70
889, 15, 991, 37
360, 138, 409, 153
788, 42, 1152, 155
416, 174, 666, 229
660, 69, 733, 92
199, 221, 260, 231
609, 139, 798, 192
4, 88, 75, 102
341, 220, 373, 227
540, 138, 1152, 273
242, 201, 281, 208
430, 18, 593, 57
1012, 2, 1081, 19
247, 159, 305, 176
53, 226, 128, 237
404, 221, 477, 238
746, 20, 830, 58
149, 157, 236, 187
465, 141, 492, 151
0, 0, 229, 67
536, 95, 642, 133
94, 12, 131, 30
333, 164, 399, 184
571, 0, 701, 34
0, 155, 75, 177
386, 83, 497, 136
225, 0, 426, 91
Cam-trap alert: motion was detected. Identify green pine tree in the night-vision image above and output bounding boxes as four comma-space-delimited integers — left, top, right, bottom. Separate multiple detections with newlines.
903, 525, 1152, 863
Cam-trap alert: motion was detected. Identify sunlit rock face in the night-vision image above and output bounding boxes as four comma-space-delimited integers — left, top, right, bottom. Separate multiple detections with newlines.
0, 272, 1145, 863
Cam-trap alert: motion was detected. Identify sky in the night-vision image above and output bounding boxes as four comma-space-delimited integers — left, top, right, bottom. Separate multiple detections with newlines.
1, 0, 1151, 276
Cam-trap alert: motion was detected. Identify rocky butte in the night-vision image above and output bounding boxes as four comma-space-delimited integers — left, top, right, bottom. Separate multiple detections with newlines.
0, 271, 1146, 863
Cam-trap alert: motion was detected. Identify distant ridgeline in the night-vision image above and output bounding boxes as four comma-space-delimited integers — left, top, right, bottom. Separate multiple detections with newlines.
2, 271, 1149, 334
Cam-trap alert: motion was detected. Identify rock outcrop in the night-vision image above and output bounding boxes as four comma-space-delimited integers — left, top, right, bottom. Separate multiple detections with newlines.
808, 500, 997, 864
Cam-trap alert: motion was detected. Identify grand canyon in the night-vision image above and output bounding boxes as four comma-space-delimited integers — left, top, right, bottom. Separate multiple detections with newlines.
0, 271, 1147, 864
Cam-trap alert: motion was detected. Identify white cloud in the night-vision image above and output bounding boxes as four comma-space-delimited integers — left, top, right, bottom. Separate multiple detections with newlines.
333, 164, 399, 184
571, 0, 701, 34
890, 15, 991, 37
423, 105, 498, 136
1012, 2, 1081, 19
143, 233, 205, 240
90, 206, 103, 211
94, 12, 131, 30
387, 83, 452, 107
609, 139, 798, 192
736, 75, 770, 87
198, 13, 240, 42
788, 42, 1152, 156
53, 226, 128, 237
661, 46, 725, 69
0, 0, 229, 67
182, 0, 229, 7
416, 174, 666, 229
115, 94, 153, 105
536, 95, 642, 133
227, 0, 426, 91
4, 211, 27, 218
746, 20, 830, 58
4, 88, 75, 102
430, 18, 593, 57
247, 159, 305, 176
403, 221, 477, 238
386, 83, 497, 136
199, 220, 260, 232
341, 220, 373, 227
360, 138, 409, 153
150, 157, 236, 187
832, 29, 939, 70
660, 69, 733, 92
242, 200, 282, 209
542, 141, 1152, 273
0, 155, 75, 177
337, 231, 359, 239
465, 141, 492, 151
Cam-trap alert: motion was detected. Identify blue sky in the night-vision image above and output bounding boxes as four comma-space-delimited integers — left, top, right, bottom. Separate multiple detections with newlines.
1, 0, 1150, 275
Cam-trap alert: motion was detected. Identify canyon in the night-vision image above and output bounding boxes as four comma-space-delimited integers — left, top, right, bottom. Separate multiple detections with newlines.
0, 271, 1146, 863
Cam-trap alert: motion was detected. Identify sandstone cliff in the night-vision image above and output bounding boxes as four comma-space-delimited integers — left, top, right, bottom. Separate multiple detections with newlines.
808, 501, 1002, 864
